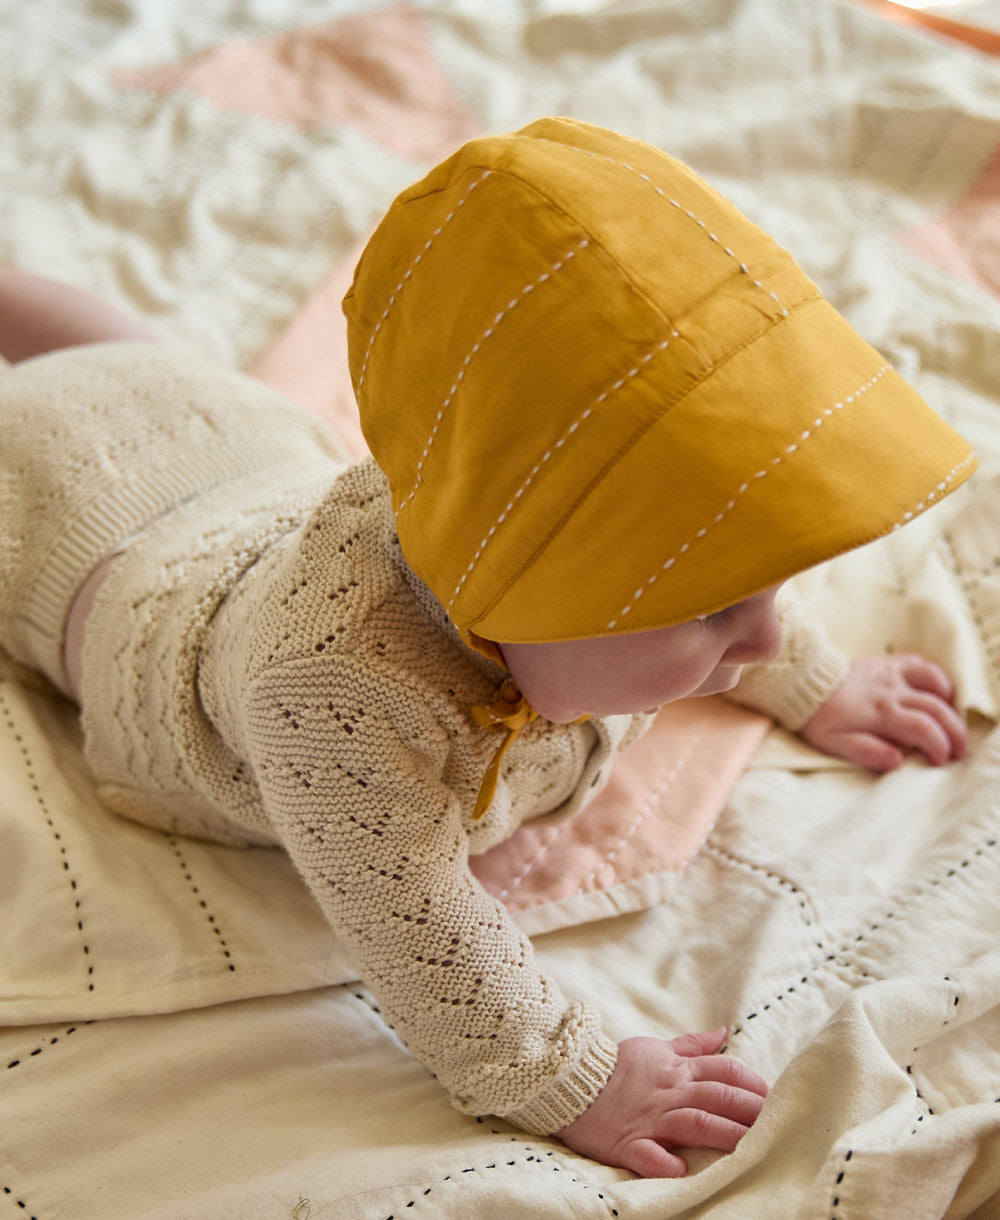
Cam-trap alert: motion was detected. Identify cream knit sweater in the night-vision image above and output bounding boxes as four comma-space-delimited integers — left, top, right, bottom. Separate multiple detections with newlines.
1, 342, 849, 1133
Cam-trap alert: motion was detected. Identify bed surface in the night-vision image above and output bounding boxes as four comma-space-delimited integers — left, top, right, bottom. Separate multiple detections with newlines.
3, 1, 1000, 1216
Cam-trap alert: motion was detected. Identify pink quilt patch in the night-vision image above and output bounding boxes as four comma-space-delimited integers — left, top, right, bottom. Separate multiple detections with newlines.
250, 242, 370, 459
900, 141, 1000, 302
470, 697, 769, 916
115, 6, 478, 161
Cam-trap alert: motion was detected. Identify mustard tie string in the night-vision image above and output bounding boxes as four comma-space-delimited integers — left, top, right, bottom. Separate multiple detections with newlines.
468, 679, 539, 821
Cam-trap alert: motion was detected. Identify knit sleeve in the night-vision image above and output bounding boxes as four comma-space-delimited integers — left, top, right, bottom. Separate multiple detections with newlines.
726, 583, 850, 731
244, 653, 618, 1133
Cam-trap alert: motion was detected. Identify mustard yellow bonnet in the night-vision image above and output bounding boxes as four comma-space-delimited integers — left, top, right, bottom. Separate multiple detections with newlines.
343, 117, 975, 650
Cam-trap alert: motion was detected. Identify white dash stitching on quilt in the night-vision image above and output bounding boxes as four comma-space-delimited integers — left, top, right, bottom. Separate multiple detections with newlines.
573, 729, 704, 896
494, 725, 706, 901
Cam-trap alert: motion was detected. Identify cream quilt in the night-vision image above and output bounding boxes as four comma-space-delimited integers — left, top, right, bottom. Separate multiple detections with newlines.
3, 0, 1000, 1216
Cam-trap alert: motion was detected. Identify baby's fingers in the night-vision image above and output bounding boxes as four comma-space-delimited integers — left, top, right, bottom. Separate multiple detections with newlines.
882, 698, 964, 766
897, 654, 956, 703
692, 1050, 770, 1099
656, 1108, 751, 1155
667, 1027, 728, 1059
680, 1081, 767, 1127
621, 1106, 755, 1179
902, 691, 967, 761
828, 730, 904, 772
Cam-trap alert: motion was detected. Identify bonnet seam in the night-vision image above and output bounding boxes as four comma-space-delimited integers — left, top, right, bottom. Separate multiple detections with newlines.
463, 293, 818, 639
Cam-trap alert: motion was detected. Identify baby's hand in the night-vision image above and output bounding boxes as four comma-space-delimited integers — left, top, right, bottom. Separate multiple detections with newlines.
555, 1029, 768, 1178
801, 654, 967, 771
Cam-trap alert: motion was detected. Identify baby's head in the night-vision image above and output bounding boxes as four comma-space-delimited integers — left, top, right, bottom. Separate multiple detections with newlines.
343, 118, 974, 719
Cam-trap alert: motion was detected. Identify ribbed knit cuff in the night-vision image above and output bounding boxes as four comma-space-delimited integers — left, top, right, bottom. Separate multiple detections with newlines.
765, 644, 853, 727
501, 1031, 619, 1135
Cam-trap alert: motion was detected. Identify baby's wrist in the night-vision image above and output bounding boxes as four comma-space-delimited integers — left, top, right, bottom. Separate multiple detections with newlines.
501, 1031, 618, 1135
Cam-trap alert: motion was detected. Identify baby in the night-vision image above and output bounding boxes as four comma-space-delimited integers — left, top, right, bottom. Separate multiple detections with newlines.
0, 117, 973, 1179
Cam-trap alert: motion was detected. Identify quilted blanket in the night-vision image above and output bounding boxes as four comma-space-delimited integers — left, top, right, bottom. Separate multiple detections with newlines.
2, 1, 1000, 1216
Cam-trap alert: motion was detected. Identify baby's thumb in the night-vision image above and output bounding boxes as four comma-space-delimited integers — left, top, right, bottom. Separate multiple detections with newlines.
837, 731, 904, 773
668, 1026, 728, 1058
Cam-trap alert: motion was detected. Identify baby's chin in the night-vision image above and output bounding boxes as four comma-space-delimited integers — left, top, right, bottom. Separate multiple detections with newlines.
544, 666, 745, 721
690, 665, 743, 698
641, 668, 742, 713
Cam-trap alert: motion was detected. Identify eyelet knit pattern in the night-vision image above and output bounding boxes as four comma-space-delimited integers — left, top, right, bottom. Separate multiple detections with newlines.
0, 345, 639, 1128
0, 342, 846, 1131
195, 456, 637, 1129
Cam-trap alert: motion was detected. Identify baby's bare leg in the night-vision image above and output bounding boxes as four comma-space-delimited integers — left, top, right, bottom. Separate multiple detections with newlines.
0, 267, 157, 364
64, 554, 122, 704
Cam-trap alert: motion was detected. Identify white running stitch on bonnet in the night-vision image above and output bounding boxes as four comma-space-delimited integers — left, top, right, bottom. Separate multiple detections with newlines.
445, 330, 680, 614
536, 136, 790, 317
354, 169, 492, 394
395, 237, 592, 522
890, 454, 976, 531
607, 365, 891, 629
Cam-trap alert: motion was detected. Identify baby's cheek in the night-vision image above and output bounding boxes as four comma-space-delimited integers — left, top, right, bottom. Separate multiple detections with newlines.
654, 657, 716, 704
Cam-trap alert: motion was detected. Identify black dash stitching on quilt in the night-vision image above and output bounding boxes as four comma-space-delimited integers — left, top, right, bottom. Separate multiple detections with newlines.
711, 826, 999, 1049
906, 1053, 937, 1135
827, 834, 998, 967
830, 1147, 853, 1219
378, 1125, 621, 1217
702, 838, 829, 949
6, 1022, 88, 1070
924, 835, 998, 894
352, 988, 382, 1017
728, 920, 971, 1048
905, 977, 963, 1133
2, 1185, 38, 1219
726, 970, 817, 1045
726, 943, 892, 1048
0, 686, 94, 991
908, 1081, 935, 1135
762, 834, 1000, 1005
942, 981, 960, 1028
347, 987, 408, 1045
166, 836, 235, 972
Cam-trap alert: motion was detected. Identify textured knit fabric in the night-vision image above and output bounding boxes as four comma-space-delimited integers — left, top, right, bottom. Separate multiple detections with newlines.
0, 342, 847, 1131
0, 342, 345, 696
83, 450, 643, 1130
